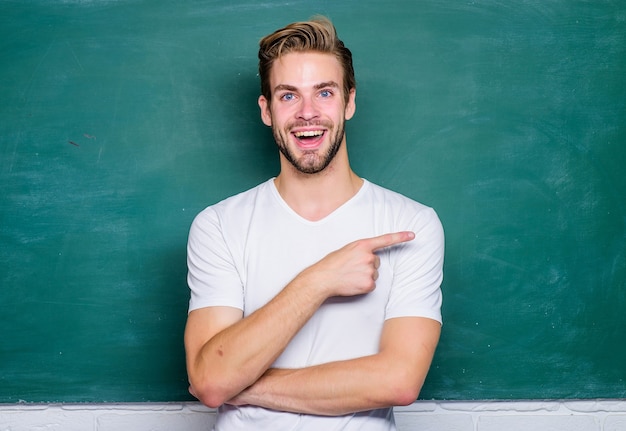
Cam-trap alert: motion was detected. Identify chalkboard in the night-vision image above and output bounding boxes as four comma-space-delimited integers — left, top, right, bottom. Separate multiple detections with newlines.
1, 0, 624, 402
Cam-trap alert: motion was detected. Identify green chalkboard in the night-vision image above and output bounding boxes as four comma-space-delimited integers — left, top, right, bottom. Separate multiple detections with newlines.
1, 0, 625, 402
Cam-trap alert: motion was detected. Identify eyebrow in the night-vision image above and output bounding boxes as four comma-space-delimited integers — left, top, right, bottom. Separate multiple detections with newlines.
273, 81, 340, 94
314, 81, 340, 90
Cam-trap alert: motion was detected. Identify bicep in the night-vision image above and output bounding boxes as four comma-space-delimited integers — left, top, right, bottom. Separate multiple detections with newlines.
184, 306, 243, 367
379, 316, 441, 383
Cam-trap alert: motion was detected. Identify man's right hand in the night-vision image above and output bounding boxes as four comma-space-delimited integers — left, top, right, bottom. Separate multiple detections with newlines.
298, 231, 415, 298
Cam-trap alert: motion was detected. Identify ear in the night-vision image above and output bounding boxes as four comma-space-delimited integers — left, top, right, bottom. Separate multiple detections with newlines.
258, 95, 272, 126
344, 88, 356, 121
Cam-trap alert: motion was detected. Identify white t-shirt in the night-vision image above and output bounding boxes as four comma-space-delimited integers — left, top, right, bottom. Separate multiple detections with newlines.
187, 178, 444, 431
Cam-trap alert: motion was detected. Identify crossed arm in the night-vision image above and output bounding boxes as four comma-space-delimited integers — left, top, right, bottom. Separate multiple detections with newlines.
184, 231, 441, 415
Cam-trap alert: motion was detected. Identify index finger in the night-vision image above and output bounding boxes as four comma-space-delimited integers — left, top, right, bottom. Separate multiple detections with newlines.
364, 231, 415, 252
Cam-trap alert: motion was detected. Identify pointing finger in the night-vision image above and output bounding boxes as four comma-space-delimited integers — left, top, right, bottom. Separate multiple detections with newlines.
365, 231, 415, 252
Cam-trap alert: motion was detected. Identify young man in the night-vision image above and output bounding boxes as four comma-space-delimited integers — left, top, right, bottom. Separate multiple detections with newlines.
185, 16, 444, 430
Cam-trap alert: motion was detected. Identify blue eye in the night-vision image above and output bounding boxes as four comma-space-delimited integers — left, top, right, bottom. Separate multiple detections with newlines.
320, 90, 332, 98
281, 93, 295, 101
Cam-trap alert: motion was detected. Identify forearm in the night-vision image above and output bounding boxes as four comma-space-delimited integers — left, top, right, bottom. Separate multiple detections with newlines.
229, 354, 421, 416
228, 317, 440, 416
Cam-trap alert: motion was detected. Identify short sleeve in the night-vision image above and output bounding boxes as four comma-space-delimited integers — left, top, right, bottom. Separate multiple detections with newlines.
385, 207, 444, 323
187, 207, 244, 313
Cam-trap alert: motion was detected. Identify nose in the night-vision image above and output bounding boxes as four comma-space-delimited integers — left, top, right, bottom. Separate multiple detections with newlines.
296, 96, 319, 121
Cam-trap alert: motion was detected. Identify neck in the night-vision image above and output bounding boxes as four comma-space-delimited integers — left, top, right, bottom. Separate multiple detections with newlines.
274, 145, 363, 221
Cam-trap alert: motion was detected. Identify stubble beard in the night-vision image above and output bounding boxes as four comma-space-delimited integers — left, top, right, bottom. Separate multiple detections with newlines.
273, 120, 346, 175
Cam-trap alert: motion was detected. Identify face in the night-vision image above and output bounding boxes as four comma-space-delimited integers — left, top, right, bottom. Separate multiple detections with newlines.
258, 52, 356, 175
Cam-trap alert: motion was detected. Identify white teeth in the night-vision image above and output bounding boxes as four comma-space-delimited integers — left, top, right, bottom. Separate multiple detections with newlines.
294, 130, 324, 138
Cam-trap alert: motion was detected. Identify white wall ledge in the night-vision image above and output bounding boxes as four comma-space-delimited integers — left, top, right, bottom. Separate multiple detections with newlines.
1, 400, 625, 431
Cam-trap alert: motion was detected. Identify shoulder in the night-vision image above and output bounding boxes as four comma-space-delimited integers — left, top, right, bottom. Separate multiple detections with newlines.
364, 180, 428, 208
363, 180, 442, 230
191, 179, 274, 228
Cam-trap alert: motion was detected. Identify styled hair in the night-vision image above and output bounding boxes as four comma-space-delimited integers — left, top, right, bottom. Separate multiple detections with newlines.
258, 16, 356, 105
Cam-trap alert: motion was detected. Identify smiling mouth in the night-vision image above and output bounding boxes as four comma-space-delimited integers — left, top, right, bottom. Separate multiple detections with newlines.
294, 130, 325, 139
292, 129, 326, 147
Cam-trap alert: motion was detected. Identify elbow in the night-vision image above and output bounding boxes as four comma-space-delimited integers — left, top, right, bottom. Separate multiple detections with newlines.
385, 369, 424, 407
193, 389, 225, 409
392, 386, 421, 407
199, 396, 227, 410
188, 377, 233, 409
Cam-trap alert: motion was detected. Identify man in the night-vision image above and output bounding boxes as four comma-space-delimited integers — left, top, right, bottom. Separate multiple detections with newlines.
185, 16, 444, 430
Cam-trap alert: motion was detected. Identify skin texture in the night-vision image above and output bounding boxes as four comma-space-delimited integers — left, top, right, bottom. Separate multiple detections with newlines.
184, 51, 441, 415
